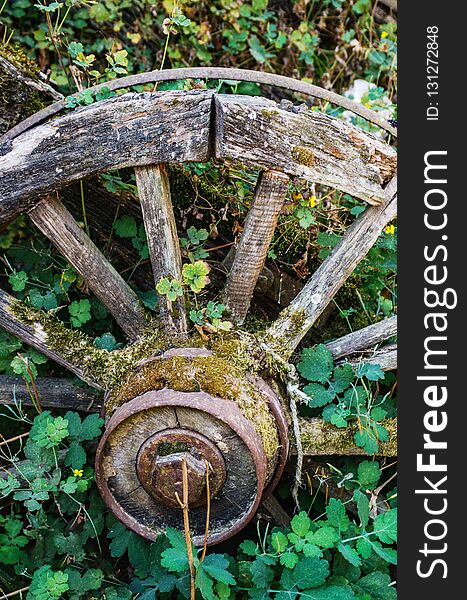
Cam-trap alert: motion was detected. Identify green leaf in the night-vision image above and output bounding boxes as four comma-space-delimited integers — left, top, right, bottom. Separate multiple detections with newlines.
113, 215, 138, 238
240, 540, 258, 556
354, 429, 379, 455
297, 345, 334, 384
307, 526, 339, 549
27, 566, 69, 600
202, 554, 236, 585
271, 531, 289, 553
68, 299, 91, 327
373, 509, 397, 544
250, 556, 275, 588
357, 460, 381, 488
94, 332, 119, 350
161, 547, 189, 573
80, 413, 104, 441
356, 538, 373, 559
331, 364, 355, 393
64, 441, 86, 470
291, 511, 311, 537
292, 556, 329, 589
9, 271, 28, 291
303, 383, 335, 408
280, 552, 299, 568
195, 567, 215, 600
338, 542, 362, 567
356, 363, 385, 381
370, 541, 397, 565
354, 572, 396, 600
248, 36, 274, 63
326, 499, 350, 532
108, 522, 132, 557
353, 490, 370, 528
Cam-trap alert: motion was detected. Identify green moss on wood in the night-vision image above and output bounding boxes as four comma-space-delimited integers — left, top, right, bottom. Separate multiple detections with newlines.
292, 145, 315, 167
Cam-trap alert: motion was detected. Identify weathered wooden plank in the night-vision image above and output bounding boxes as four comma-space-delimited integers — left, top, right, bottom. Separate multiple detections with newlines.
224, 170, 289, 324
29, 195, 149, 340
135, 165, 187, 335
298, 417, 397, 456
214, 94, 396, 205
0, 90, 213, 222
0, 290, 102, 388
265, 176, 397, 356
339, 343, 397, 371
0, 375, 101, 411
326, 316, 397, 360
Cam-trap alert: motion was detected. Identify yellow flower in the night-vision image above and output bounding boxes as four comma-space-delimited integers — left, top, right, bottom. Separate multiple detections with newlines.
73, 469, 84, 477
381, 31, 388, 39
385, 224, 395, 235
292, 191, 303, 201
309, 195, 316, 208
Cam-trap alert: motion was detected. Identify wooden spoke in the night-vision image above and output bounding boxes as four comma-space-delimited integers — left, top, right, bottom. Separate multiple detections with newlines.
339, 343, 397, 371
325, 315, 397, 360
298, 417, 396, 456
28, 195, 149, 340
266, 176, 397, 357
0, 375, 102, 412
135, 165, 187, 335
214, 94, 396, 205
223, 170, 289, 324
0, 90, 213, 222
0, 290, 102, 388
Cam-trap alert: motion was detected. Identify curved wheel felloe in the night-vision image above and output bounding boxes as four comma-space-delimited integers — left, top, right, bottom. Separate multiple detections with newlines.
0, 68, 397, 544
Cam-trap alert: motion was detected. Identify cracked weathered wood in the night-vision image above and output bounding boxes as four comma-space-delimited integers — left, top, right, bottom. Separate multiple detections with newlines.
298, 417, 397, 456
135, 165, 187, 335
29, 195, 149, 340
224, 170, 289, 324
339, 343, 397, 371
214, 94, 396, 205
266, 176, 397, 356
0, 90, 213, 222
0, 375, 101, 411
0, 289, 100, 388
326, 315, 397, 360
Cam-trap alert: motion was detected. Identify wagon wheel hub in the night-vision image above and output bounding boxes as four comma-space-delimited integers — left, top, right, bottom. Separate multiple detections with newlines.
136, 428, 226, 508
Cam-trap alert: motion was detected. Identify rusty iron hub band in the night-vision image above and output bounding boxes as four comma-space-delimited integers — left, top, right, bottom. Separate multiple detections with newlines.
136, 428, 226, 508
0, 67, 396, 146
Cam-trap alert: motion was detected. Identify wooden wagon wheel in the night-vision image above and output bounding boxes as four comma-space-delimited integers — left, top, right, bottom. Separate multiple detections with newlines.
0, 68, 397, 545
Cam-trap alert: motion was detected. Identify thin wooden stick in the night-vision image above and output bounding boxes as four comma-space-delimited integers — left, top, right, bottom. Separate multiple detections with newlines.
175, 456, 196, 600
0, 586, 29, 599
0, 432, 29, 447
200, 459, 211, 563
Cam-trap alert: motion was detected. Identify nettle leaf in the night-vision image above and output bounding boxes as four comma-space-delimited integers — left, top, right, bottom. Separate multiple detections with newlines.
331, 364, 355, 393
373, 509, 397, 544
303, 383, 335, 408
297, 345, 333, 384
356, 363, 385, 381
113, 215, 138, 238
353, 490, 370, 528
338, 543, 361, 568
292, 556, 329, 589
326, 499, 350, 532
291, 511, 311, 537
357, 460, 381, 488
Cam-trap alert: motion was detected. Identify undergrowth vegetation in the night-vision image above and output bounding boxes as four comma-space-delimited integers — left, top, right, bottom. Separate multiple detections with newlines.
1, 1, 397, 599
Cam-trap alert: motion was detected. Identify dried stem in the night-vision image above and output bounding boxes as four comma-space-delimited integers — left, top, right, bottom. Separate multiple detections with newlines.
200, 459, 211, 563
175, 455, 196, 600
